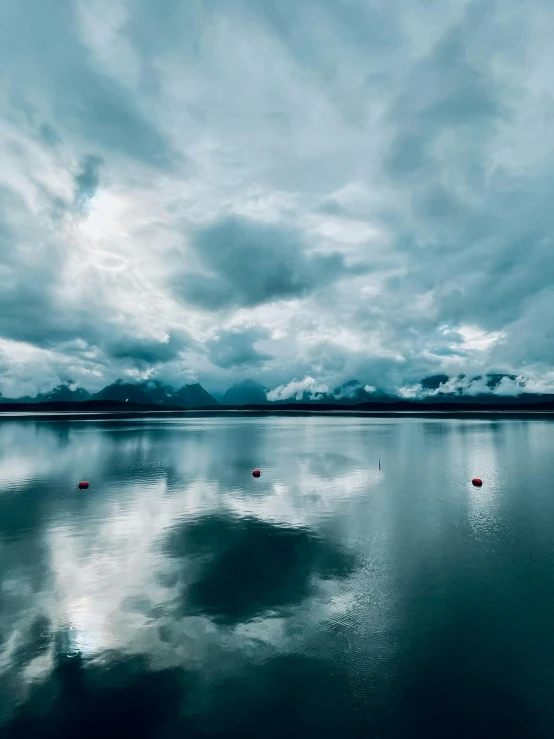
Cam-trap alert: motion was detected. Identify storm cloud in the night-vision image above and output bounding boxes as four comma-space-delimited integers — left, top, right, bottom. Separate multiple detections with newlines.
205, 325, 274, 370
175, 216, 364, 310
1, 0, 554, 397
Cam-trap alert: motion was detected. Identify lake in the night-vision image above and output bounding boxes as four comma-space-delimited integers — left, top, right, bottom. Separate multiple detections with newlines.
1, 414, 554, 738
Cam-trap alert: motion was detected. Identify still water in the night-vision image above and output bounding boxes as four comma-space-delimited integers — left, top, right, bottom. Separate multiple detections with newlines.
1, 414, 554, 738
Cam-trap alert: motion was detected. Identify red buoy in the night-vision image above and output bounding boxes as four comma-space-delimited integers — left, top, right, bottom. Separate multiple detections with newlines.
252, 469, 261, 478
78, 481, 90, 489
472, 478, 482, 487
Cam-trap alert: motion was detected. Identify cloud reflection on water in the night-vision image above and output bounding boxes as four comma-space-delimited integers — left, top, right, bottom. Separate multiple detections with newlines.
3, 416, 554, 737
0, 417, 375, 729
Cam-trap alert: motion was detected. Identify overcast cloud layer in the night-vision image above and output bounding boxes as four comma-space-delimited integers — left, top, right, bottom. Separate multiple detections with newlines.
1, 0, 554, 397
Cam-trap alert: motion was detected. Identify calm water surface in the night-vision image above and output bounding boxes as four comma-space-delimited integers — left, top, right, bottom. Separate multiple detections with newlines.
1, 415, 554, 738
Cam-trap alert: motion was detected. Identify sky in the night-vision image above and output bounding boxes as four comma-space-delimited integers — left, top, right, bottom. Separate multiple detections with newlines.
1, 0, 554, 398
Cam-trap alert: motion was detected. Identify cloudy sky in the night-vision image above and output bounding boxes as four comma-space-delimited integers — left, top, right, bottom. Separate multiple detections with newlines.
1, 0, 554, 398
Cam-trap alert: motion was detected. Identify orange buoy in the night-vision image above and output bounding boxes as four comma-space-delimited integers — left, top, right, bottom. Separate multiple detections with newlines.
472, 477, 482, 487
78, 481, 90, 489
252, 469, 261, 478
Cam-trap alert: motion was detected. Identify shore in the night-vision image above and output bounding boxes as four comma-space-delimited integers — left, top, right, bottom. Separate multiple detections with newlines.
2, 407, 554, 421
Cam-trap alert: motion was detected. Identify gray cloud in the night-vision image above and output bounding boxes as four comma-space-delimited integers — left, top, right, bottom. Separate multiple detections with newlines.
101, 330, 191, 366
74, 155, 104, 213
175, 216, 366, 311
0, 0, 178, 169
0, 185, 67, 347
205, 327, 274, 370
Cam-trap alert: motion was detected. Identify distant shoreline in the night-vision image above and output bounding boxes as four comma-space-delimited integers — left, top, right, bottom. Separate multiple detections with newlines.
3, 396, 554, 414
2, 404, 554, 421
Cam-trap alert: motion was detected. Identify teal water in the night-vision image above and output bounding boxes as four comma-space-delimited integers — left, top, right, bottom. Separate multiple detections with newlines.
1, 414, 554, 738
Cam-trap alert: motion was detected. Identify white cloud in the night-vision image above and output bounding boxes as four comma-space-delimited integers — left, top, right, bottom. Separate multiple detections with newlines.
457, 325, 506, 352
267, 376, 329, 402
398, 371, 554, 400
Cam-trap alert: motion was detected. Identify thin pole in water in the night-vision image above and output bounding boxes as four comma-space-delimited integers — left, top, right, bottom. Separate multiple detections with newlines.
379, 458, 381, 471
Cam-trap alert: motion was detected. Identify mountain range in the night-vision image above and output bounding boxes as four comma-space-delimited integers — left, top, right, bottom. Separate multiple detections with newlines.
1, 374, 553, 410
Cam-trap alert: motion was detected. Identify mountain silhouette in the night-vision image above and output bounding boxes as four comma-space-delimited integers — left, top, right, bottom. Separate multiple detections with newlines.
1, 373, 554, 411
93, 381, 158, 405
0, 381, 91, 404
222, 379, 269, 405
93, 380, 218, 407
0, 379, 218, 409
171, 383, 219, 407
